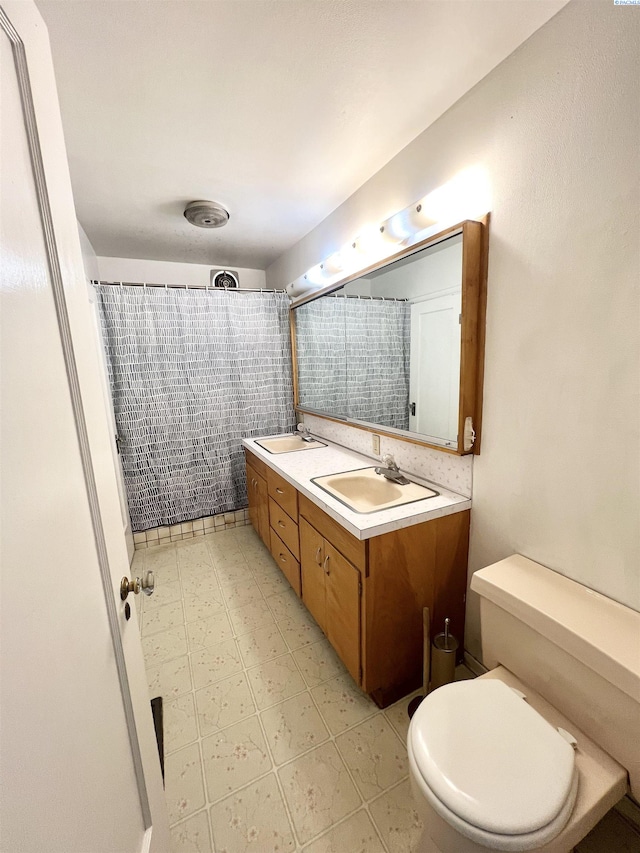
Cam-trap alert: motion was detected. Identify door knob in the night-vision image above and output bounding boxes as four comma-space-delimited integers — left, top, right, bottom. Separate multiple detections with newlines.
120, 570, 154, 601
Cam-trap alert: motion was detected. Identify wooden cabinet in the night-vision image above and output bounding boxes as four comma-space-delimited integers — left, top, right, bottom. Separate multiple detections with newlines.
246, 448, 469, 708
299, 492, 469, 707
245, 449, 302, 597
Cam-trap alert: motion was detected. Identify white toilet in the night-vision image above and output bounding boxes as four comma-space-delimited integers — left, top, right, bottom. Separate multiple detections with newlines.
408, 554, 640, 853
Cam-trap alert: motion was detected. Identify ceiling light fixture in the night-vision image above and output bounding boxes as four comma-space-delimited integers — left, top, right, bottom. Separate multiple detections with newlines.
183, 200, 230, 229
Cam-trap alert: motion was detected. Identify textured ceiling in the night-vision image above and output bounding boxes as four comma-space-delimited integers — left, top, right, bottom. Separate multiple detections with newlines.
37, 0, 566, 269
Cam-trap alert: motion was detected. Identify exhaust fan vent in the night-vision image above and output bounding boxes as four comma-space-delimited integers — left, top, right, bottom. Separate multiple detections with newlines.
210, 269, 239, 289
184, 200, 229, 229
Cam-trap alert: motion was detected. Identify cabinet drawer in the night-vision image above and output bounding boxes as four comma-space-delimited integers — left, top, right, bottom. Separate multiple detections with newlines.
269, 529, 301, 597
299, 494, 366, 572
245, 448, 267, 479
268, 497, 299, 559
267, 468, 298, 519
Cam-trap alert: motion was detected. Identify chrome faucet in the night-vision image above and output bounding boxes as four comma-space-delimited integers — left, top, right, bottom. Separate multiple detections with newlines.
375, 454, 411, 485
297, 423, 315, 443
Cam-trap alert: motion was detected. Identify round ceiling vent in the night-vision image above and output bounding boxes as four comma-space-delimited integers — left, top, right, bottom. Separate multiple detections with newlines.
183, 200, 229, 229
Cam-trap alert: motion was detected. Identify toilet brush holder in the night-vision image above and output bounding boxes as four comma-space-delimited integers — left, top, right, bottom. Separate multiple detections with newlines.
430, 618, 459, 692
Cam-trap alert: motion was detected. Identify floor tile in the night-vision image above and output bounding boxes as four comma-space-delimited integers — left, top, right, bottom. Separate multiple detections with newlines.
248, 553, 281, 576
146, 654, 192, 700
369, 779, 423, 853
141, 599, 185, 636
142, 577, 183, 611
302, 809, 385, 853
293, 639, 347, 688
336, 716, 408, 800
220, 578, 264, 610
266, 588, 307, 622
384, 691, 421, 743
183, 591, 225, 624
165, 693, 199, 753
254, 568, 292, 598
209, 773, 295, 853
180, 571, 221, 600
214, 559, 254, 585
228, 599, 276, 636
191, 638, 243, 689
261, 691, 330, 765
195, 673, 256, 737
169, 810, 213, 853
236, 624, 288, 667
142, 624, 188, 666
187, 612, 234, 652
311, 674, 378, 735
165, 743, 206, 825
278, 613, 325, 651
278, 741, 361, 844
247, 653, 306, 709
202, 715, 271, 802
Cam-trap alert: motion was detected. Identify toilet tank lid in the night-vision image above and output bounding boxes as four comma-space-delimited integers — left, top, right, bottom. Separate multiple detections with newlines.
471, 556, 640, 703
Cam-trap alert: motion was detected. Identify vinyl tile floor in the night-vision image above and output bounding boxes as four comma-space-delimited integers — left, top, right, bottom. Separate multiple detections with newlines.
135, 526, 640, 853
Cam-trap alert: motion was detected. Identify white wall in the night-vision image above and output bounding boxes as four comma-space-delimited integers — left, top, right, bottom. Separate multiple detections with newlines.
97, 255, 268, 289
269, 0, 640, 657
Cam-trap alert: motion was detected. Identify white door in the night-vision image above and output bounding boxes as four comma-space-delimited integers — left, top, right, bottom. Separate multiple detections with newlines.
0, 3, 169, 852
409, 292, 461, 444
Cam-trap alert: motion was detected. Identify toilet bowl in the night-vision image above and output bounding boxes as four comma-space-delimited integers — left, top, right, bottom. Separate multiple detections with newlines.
407, 556, 638, 853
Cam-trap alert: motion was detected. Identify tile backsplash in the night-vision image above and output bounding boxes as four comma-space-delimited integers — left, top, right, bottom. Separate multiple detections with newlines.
133, 509, 250, 549
302, 414, 473, 498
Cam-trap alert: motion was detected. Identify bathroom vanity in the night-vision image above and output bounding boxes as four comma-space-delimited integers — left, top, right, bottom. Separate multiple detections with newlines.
243, 437, 470, 707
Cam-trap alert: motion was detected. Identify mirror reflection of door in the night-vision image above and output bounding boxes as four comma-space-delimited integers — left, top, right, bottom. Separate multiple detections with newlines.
409, 292, 461, 444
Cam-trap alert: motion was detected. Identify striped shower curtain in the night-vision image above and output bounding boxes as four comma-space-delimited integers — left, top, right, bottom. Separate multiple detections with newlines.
96, 285, 295, 531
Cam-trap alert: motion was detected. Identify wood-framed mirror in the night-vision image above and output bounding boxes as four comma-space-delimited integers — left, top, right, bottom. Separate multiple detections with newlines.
289, 216, 489, 455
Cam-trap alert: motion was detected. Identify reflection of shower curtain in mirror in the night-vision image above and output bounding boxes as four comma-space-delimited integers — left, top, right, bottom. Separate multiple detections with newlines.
295, 297, 410, 430
96, 286, 295, 530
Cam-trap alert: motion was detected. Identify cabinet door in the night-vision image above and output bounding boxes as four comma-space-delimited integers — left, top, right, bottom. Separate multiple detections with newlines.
299, 517, 326, 633
246, 463, 260, 537
324, 541, 361, 684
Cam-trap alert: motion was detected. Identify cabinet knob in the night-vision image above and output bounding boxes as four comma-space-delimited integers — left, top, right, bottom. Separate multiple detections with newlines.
323, 554, 330, 576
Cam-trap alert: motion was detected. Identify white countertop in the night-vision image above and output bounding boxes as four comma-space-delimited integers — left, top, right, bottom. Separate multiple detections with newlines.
242, 433, 471, 540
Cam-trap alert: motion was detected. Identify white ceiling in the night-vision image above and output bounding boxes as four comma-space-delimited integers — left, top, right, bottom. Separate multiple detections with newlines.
37, 0, 566, 270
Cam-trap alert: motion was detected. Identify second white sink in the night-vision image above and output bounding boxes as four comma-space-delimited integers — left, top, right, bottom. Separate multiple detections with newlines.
255, 434, 326, 454
311, 467, 439, 513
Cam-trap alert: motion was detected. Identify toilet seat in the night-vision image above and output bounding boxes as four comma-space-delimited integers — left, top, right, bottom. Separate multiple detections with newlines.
409, 679, 579, 851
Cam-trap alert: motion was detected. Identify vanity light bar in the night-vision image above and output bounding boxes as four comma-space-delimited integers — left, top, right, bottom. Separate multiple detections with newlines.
288, 165, 491, 298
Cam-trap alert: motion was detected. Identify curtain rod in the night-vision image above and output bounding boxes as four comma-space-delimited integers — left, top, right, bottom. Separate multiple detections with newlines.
93, 279, 283, 294
327, 292, 408, 302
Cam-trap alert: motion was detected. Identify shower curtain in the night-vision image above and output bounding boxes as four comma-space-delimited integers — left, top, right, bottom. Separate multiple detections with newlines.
96, 285, 295, 531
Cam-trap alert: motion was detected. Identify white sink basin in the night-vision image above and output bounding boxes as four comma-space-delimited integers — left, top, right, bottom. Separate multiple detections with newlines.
311, 467, 439, 513
255, 435, 327, 454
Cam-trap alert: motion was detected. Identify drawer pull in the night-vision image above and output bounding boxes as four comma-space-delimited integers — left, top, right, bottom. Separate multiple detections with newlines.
323, 554, 330, 576
315, 546, 322, 566
279, 553, 287, 563
276, 487, 285, 494
278, 520, 286, 529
